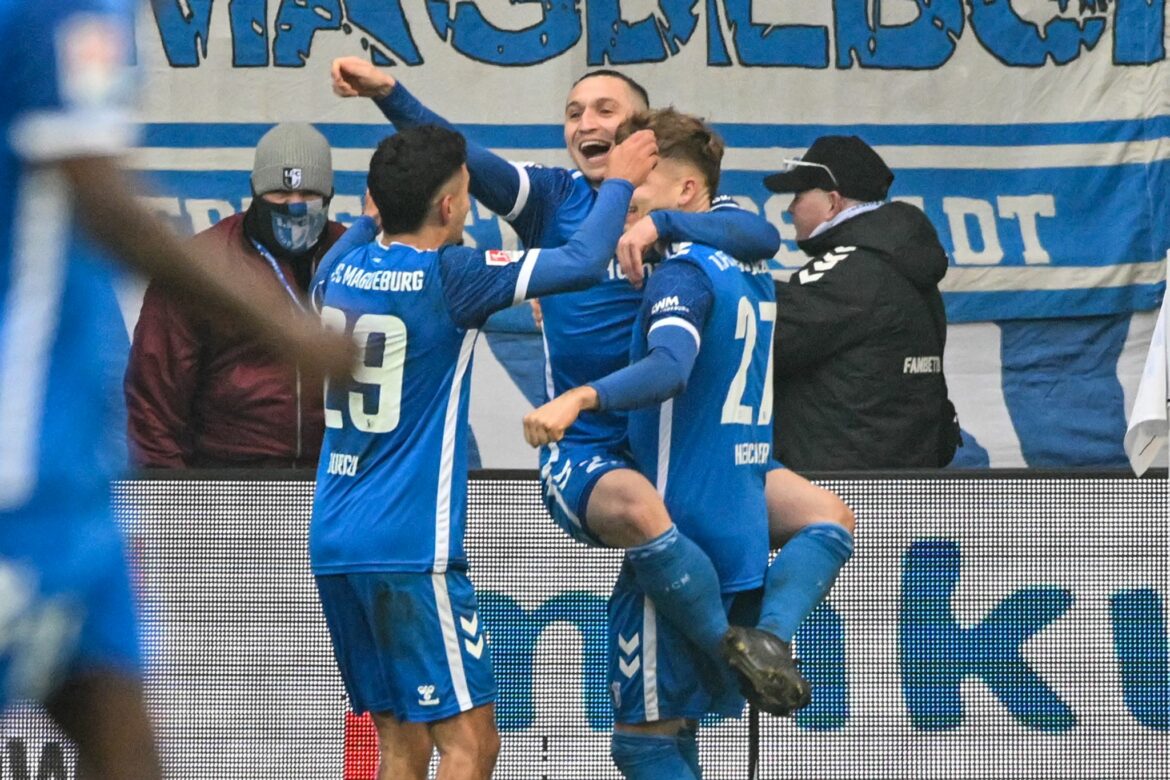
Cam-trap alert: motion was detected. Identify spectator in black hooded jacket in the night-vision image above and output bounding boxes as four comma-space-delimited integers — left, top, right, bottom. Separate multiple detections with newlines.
763, 135, 960, 469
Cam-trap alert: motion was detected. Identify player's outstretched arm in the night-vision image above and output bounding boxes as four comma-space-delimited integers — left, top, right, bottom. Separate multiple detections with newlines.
521, 130, 657, 299
523, 261, 711, 447
618, 200, 781, 287
440, 131, 658, 330
523, 325, 700, 446
61, 156, 355, 378
332, 57, 523, 219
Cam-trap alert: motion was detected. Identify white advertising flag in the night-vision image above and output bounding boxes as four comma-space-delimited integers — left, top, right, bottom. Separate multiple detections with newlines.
1124, 255, 1170, 476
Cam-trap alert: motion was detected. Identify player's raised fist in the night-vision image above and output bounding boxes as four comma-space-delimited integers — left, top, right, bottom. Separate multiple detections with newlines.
523, 387, 599, 447
605, 129, 658, 187
331, 57, 395, 100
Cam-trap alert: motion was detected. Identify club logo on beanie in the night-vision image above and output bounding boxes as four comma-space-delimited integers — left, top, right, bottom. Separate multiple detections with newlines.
283, 167, 303, 190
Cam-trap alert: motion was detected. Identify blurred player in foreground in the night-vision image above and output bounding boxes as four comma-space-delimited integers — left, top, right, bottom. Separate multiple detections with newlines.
308, 124, 656, 780
0, 1, 353, 778
525, 108, 777, 778
327, 57, 822, 714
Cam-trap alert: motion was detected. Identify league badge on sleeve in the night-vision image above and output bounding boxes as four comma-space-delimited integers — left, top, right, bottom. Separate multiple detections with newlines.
55, 13, 133, 112
485, 250, 524, 267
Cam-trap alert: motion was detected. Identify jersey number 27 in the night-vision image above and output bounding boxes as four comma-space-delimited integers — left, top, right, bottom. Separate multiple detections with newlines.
721, 298, 776, 427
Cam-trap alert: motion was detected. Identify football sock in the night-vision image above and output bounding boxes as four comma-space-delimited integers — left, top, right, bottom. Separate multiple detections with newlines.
757, 522, 855, 642
611, 732, 699, 780
627, 525, 728, 659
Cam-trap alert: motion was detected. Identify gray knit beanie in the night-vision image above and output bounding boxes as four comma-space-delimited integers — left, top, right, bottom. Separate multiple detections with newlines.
251, 122, 334, 197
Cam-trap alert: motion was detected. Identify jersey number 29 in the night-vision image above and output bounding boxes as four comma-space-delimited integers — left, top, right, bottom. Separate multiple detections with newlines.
320, 306, 406, 433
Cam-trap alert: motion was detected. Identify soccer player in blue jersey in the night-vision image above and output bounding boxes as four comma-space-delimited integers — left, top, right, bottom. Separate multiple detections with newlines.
308, 124, 657, 780
0, 2, 353, 778
330, 59, 855, 718
526, 108, 856, 776
331, 56, 788, 663
524, 108, 779, 778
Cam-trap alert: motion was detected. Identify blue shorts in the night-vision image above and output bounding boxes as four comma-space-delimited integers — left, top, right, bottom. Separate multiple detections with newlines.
608, 563, 762, 724
539, 445, 634, 547
0, 510, 141, 708
315, 570, 496, 722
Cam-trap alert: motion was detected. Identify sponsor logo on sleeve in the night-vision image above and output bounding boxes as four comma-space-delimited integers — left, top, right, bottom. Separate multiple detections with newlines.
486, 250, 524, 267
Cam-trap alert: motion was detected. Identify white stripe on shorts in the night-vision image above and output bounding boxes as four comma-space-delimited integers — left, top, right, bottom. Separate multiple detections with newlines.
432, 573, 474, 712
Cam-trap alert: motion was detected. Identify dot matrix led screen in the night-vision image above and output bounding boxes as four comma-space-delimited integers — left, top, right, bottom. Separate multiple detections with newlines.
1, 473, 1165, 779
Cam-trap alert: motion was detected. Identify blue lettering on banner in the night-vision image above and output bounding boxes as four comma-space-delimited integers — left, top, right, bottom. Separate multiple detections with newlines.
137, 163, 1169, 324
428, 0, 582, 66
793, 602, 848, 731
835, 0, 964, 69
229, 0, 268, 67
473, 539, 1166, 733
587, 0, 697, 66
478, 590, 612, 732
1110, 589, 1169, 731
900, 539, 1076, 732
149, 0, 1166, 68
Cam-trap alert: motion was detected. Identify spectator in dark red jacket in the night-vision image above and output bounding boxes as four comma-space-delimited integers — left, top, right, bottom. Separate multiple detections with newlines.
126, 123, 346, 468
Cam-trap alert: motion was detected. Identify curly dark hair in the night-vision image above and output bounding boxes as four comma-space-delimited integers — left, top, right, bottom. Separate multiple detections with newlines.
368, 125, 467, 235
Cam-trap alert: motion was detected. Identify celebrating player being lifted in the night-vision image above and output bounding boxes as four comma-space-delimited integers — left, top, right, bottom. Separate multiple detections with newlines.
308, 124, 656, 780
330, 58, 855, 720
522, 108, 774, 778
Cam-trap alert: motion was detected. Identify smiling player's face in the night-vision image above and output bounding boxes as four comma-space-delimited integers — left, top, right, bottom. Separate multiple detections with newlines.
563, 76, 643, 184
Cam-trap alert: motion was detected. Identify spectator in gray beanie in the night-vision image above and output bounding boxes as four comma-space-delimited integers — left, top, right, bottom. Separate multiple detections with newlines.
126, 123, 348, 469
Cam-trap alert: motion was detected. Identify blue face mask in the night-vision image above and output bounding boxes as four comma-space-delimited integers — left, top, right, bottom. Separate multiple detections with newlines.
260, 197, 329, 254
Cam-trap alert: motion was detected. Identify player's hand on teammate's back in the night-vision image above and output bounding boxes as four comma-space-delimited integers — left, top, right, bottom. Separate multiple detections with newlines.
331, 56, 395, 100
616, 215, 659, 289
523, 387, 600, 447
604, 130, 658, 187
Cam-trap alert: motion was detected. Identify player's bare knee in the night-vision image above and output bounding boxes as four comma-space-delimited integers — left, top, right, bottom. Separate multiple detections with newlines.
589, 471, 672, 546
436, 734, 498, 780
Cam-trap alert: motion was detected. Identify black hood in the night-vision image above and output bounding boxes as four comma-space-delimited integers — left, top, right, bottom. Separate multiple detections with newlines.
798, 201, 948, 290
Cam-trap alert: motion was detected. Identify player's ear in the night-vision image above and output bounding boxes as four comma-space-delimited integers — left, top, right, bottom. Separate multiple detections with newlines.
677, 177, 698, 208
436, 192, 453, 226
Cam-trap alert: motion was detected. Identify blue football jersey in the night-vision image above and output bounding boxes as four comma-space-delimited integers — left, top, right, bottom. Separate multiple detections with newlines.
0, 0, 136, 516
627, 243, 776, 593
310, 240, 538, 574
508, 165, 639, 451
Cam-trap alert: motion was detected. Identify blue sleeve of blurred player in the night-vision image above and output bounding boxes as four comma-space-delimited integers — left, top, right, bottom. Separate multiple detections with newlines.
309, 215, 378, 312
589, 261, 713, 411
7, 0, 137, 163
439, 179, 635, 329
649, 196, 780, 262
